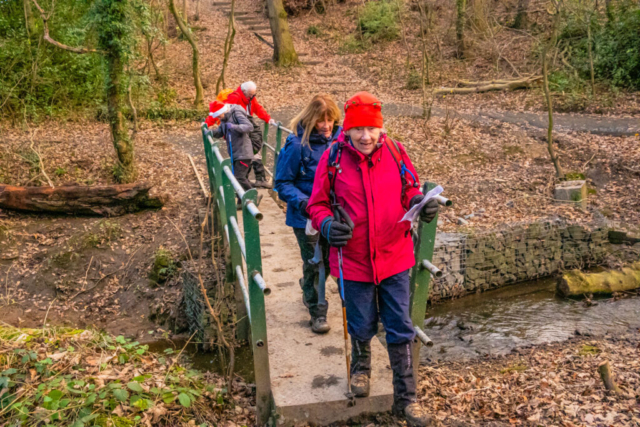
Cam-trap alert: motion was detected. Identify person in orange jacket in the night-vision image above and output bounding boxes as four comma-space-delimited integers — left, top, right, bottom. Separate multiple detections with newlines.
226, 81, 277, 189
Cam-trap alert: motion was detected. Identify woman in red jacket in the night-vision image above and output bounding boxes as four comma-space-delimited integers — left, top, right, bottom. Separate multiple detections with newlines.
307, 92, 438, 427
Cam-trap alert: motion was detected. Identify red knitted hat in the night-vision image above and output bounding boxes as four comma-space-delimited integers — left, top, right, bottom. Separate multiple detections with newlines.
209, 101, 229, 118
343, 92, 383, 131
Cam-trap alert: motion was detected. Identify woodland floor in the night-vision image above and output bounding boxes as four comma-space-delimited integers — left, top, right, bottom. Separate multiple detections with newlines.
0, 0, 639, 424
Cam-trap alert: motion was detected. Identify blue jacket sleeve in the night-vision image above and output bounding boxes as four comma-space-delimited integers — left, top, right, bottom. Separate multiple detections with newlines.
274, 136, 308, 207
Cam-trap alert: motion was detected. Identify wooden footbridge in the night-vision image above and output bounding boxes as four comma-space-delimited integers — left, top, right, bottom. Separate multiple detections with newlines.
200, 122, 444, 425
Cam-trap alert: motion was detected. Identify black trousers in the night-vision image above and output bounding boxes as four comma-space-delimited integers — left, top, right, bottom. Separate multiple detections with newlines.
233, 159, 253, 192
247, 116, 267, 181
292, 228, 329, 319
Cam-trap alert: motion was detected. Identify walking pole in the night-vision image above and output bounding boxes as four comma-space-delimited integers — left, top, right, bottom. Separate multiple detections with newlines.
334, 205, 356, 406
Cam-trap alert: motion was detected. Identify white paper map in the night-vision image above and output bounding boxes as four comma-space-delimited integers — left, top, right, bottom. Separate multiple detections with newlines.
400, 185, 443, 223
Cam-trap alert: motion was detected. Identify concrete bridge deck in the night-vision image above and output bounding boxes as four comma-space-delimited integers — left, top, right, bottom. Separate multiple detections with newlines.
257, 189, 394, 425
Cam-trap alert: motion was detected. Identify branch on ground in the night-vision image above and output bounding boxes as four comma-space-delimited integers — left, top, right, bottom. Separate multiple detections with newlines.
435, 76, 541, 95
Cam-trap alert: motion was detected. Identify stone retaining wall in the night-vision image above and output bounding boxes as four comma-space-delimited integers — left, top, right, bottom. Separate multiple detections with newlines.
430, 219, 609, 301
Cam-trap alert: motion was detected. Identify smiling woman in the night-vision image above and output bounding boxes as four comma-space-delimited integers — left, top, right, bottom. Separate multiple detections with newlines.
306, 91, 440, 427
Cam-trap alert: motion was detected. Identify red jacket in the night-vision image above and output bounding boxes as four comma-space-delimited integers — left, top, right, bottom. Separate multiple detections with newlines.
225, 86, 271, 122
308, 133, 422, 284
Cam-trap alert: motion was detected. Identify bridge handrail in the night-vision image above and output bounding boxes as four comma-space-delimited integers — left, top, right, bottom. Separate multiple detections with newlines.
200, 123, 272, 424
201, 116, 449, 425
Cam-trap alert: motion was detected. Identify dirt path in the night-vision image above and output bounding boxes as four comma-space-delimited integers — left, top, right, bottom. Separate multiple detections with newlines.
271, 103, 640, 136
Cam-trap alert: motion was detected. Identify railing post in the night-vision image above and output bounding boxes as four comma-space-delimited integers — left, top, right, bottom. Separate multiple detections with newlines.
221, 160, 250, 341
409, 182, 439, 374
262, 121, 270, 169
272, 123, 283, 180
211, 143, 227, 239
242, 189, 272, 424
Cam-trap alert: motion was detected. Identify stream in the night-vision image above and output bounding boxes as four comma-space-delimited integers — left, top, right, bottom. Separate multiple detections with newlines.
420, 277, 640, 363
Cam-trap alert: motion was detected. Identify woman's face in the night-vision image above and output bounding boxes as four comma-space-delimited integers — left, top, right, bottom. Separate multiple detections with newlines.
315, 115, 335, 138
346, 127, 381, 155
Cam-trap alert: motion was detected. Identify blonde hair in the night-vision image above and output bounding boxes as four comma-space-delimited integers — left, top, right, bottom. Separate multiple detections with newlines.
289, 94, 341, 145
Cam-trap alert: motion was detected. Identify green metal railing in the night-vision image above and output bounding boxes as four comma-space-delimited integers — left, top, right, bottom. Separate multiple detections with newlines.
201, 124, 278, 424
201, 119, 448, 423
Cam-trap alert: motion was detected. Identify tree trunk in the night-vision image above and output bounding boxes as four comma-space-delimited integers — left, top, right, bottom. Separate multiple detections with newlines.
266, 0, 298, 66
513, 0, 529, 29
557, 262, 640, 296
182, 0, 188, 24
0, 183, 164, 216
96, 0, 138, 183
587, 16, 596, 95
169, 0, 204, 107
217, 0, 236, 93
542, 9, 564, 180
455, 0, 466, 58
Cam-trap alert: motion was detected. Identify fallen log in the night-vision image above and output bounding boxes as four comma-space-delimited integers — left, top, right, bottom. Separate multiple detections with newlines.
557, 261, 640, 297
455, 76, 541, 87
434, 76, 541, 95
0, 183, 165, 216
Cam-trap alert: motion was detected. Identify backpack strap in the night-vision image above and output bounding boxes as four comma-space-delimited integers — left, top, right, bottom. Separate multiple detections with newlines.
383, 135, 419, 192
326, 141, 343, 204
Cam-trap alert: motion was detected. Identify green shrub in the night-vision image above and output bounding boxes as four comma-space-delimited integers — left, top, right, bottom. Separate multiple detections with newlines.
558, 1, 640, 90
339, 35, 367, 54
306, 25, 322, 36
0, 0, 104, 119
357, 0, 400, 43
405, 70, 421, 90
149, 248, 178, 286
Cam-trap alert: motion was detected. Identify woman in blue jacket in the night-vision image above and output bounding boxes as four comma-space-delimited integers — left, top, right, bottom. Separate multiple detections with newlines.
274, 94, 341, 334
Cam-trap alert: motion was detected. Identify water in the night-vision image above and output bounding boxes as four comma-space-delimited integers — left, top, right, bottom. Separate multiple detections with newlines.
420, 277, 640, 363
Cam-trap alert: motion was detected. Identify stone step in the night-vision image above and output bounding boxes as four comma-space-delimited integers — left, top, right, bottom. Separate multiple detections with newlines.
223, 10, 251, 16
235, 15, 262, 21
302, 60, 322, 66
245, 25, 271, 31
236, 18, 263, 24
257, 32, 272, 37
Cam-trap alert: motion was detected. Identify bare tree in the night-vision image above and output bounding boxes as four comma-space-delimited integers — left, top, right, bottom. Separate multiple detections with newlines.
168, 0, 204, 107
217, 0, 236, 93
541, 0, 564, 179
456, 0, 467, 58
266, 0, 299, 66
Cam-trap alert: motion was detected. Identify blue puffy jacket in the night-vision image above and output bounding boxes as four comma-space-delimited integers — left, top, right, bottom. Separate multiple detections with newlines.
275, 124, 342, 228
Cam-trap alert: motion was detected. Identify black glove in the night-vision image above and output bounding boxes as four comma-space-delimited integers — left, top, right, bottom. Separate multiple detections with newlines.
410, 195, 439, 223
321, 217, 353, 247
299, 200, 310, 219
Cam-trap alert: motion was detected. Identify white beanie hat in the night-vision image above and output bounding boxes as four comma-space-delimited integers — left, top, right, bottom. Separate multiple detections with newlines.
209, 102, 230, 118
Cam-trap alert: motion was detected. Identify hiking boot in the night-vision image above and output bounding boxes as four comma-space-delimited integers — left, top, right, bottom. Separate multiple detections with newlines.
309, 317, 330, 334
401, 403, 434, 427
350, 372, 370, 397
254, 179, 272, 189
350, 337, 371, 397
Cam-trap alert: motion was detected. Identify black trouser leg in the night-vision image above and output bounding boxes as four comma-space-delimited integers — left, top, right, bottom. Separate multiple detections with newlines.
233, 160, 253, 204
292, 228, 329, 319
252, 159, 267, 181
351, 337, 372, 377
387, 341, 417, 413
